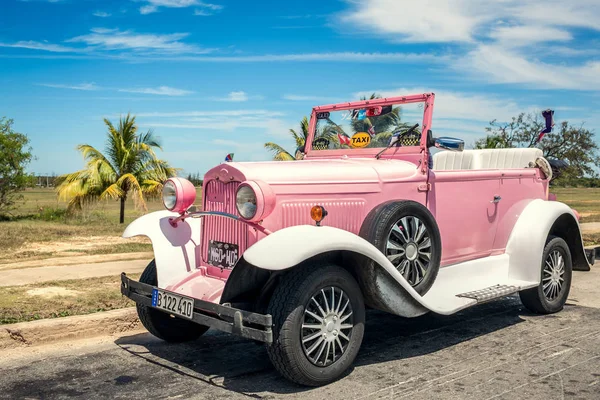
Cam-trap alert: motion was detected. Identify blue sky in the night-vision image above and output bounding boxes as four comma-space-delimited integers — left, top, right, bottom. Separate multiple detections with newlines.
1, 0, 599, 176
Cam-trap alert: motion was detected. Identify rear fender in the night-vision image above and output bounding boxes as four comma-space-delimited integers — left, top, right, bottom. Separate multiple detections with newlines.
122, 210, 202, 288
506, 199, 590, 284
229, 225, 430, 317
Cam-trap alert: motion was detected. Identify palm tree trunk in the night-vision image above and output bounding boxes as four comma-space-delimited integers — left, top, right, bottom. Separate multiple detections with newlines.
119, 196, 126, 224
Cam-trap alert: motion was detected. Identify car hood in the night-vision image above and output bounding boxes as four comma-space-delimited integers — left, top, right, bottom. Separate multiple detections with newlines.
204, 158, 421, 190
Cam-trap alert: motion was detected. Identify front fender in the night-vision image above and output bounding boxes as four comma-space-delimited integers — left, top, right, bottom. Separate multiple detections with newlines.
123, 210, 202, 288
241, 225, 432, 317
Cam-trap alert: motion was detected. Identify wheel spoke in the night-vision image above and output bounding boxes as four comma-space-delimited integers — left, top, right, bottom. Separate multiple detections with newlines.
387, 239, 403, 252
321, 289, 330, 313
335, 292, 343, 313
313, 339, 327, 363
338, 330, 350, 342
403, 261, 412, 281
414, 222, 427, 243
418, 237, 431, 250
339, 324, 353, 330
302, 330, 322, 343
335, 337, 344, 353
410, 217, 420, 241
323, 342, 331, 365
330, 287, 335, 315
387, 252, 405, 263
311, 298, 327, 318
391, 224, 408, 243
339, 298, 350, 316
306, 310, 323, 322
418, 250, 431, 261
306, 336, 324, 356
398, 259, 409, 274
414, 259, 427, 278
340, 311, 353, 323
302, 323, 322, 330
400, 217, 411, 240
543, 280, 552, 290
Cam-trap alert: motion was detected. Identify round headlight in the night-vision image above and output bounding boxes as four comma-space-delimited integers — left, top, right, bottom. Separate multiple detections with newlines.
236, 185, 257, 219
162, 180, 177, 210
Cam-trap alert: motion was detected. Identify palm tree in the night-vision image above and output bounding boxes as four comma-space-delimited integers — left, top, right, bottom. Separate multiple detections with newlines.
56, 113, 178, 223
264, 116, 310, 161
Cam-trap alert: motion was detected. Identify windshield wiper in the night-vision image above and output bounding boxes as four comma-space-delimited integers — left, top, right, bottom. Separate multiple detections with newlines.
375, 123, 419, 159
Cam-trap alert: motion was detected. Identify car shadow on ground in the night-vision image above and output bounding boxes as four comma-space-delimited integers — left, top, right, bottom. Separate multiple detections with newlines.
115, 296, 529, 397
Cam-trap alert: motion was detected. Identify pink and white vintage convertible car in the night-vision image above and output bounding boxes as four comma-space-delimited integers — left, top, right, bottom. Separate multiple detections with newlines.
120, 93, 592, 386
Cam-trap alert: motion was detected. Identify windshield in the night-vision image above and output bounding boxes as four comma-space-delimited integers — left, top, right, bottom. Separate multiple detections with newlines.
310, 102, 423, 151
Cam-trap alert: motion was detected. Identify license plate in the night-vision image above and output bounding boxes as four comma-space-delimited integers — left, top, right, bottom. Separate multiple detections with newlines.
151, 289, 194, 320
208, 240, 239, 268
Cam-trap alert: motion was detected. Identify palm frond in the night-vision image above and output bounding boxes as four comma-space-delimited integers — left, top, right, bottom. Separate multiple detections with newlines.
264, 142, 295, 161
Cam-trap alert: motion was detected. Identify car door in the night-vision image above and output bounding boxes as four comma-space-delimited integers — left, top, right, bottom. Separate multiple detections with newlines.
427, 170, 501, 266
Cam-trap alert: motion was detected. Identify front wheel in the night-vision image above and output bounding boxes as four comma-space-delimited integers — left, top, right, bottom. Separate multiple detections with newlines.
267, 264, 365, 386
519, 236, 572, 314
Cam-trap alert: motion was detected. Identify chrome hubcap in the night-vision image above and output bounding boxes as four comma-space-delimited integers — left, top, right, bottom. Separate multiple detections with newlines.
301, 287, 353, 367
543, 250, 565, 301
386, 216, 432, 286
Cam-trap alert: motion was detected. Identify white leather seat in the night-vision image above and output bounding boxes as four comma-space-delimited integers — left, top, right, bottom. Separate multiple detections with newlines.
432, 151, 474, 170
432, 148, 542, 170
472, 148, 542, 169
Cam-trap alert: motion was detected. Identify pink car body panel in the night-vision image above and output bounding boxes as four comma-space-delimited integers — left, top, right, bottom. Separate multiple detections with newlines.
126, 93, 589, 311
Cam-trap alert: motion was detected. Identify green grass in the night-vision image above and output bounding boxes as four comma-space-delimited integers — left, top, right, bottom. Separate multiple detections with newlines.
0, 188, 202, 263
552, 187, 600, 223
0, 273, 140, 325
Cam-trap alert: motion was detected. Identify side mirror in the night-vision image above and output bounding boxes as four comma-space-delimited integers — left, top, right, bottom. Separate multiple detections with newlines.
434, 137, 464, 151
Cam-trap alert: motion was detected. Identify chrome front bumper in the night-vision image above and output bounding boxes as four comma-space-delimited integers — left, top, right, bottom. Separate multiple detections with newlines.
120, 273, 273, 343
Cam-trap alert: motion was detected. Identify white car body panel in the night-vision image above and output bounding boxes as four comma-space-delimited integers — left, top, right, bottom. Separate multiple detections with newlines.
122, 210, 202, 289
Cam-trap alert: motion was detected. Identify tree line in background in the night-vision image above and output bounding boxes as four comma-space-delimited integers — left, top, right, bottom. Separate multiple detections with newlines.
2, 103, 600, 221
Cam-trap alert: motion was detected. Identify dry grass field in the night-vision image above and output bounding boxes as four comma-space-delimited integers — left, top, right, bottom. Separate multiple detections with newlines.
0, 187, 202, 264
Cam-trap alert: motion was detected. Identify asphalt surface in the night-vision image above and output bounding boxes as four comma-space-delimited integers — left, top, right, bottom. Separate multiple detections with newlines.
2, 277, 600, 399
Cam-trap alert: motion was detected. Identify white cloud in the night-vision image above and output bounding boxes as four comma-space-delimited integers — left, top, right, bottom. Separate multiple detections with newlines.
139, 0, 222, 15
338, 0, 600, 91
0, 40, 75, 52
66, 28, 209, 54
38, 82, 99, 91
489, 25, 572, 47
93, 11, 111, 17
118, 86, 193, 96
457, 45, 600, 90
339, 0, 600, 44
217, 91, 248, 102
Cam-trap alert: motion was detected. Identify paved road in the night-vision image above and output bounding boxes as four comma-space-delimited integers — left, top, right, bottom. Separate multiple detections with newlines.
2, 273, 600, 400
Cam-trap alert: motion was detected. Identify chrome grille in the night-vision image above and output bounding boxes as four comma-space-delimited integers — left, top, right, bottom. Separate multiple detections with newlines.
201, 180, 248, 264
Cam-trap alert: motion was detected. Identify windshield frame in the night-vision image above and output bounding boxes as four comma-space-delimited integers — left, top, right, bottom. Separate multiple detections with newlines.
304, 93, 435, 162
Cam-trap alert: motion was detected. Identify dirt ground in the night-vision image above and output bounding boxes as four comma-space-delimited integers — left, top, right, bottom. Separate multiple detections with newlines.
1, 269, 600, 400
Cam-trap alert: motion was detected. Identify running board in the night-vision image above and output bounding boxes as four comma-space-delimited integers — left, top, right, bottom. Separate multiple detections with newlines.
456, 284, 519, 303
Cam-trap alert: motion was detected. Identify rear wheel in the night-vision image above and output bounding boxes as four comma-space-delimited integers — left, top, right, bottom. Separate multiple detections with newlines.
359, 201, 441, 295
267, 264, 365, 386
519, 236, 572, 314
136, 260, 209, 342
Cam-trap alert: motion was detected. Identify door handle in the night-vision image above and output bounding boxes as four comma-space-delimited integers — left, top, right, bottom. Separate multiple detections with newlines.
491, 195, 501, 203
